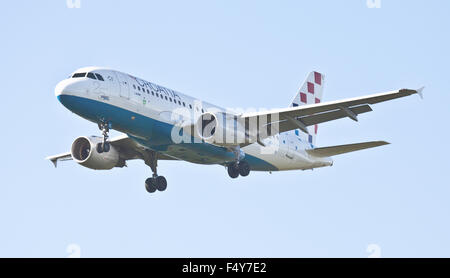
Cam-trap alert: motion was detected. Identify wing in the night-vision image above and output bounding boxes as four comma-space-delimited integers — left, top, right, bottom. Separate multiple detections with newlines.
46, 134, 177, 167
240, 88, 424, 137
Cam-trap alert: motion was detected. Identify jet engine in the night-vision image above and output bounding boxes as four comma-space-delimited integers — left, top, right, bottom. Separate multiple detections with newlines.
71, 136, 122, 170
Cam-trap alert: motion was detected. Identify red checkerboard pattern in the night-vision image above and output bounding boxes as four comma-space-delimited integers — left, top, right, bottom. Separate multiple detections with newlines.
290, 71, 325, 145
300, 93, 307, 104
295, 71, 323, 108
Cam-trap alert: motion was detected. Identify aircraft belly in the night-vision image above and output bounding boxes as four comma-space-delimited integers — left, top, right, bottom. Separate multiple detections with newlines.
242, 143, 318, 171
58, 93, 279, 171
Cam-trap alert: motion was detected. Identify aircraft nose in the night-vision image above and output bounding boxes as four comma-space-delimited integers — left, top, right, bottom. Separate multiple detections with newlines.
55, 79, 72, 97
55, 79, 84, 98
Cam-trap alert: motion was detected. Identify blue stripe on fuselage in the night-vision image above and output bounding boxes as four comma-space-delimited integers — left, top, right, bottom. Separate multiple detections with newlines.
57, 94, 278, 171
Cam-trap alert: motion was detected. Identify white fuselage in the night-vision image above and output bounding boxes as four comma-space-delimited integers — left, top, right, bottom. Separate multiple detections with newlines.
55, 67, 332, 171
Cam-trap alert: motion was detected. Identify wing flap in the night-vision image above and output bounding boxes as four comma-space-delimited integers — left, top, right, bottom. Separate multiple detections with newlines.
267, 104, 372, 134
306, 141, 390, 157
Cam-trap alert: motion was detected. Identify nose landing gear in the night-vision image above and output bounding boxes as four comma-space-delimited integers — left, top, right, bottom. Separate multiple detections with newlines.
96, 120, 111, 153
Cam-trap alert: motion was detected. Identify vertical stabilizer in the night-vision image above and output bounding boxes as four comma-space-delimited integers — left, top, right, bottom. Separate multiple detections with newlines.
289, 71, 325, 146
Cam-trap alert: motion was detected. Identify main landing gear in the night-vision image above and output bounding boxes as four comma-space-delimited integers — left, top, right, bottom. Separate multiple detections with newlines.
227, 146, 250, 179
227, 160, 251, 179
144, 151, 167, 194
96, 120, 111, 153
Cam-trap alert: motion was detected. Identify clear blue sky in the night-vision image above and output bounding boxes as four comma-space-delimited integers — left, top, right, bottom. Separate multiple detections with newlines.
0, 0, 449, 258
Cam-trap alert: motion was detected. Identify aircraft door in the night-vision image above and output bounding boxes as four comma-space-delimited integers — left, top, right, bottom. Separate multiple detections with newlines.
281, 134, 295, 160
115, 72, 130, 99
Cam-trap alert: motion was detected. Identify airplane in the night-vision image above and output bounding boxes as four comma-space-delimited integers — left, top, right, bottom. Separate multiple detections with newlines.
47, 67, 423, 194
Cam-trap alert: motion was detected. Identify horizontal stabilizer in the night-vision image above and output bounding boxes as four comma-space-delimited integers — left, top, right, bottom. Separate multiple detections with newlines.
306, 141, 390, 157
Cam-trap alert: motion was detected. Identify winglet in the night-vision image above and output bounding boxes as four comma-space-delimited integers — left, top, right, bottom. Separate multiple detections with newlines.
45, 157, 58, 168
45, 152, 72, 168
416, 86, 425, 99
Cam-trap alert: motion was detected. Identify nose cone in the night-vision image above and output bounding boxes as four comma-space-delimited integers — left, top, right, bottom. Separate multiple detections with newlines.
55, 79, 74, 97
55, 78, 87, 107
55, 79, 87, 111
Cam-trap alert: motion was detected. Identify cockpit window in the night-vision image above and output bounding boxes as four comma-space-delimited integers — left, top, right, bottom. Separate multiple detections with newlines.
87, 72, 97, 80
72, 72, 86, 78
95, 73, 104, 81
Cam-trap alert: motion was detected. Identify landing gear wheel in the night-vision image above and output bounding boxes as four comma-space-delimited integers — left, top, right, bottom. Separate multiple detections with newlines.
96, 142, 110, 153
144, 151, 169, 194
97, 143, 104, 153
98, 119, 111, 153
103, 142, 110, 152
227, 163, 240, 179
145, 178, 157, 193
238, 161, 250, 177
155, 176, 167, 191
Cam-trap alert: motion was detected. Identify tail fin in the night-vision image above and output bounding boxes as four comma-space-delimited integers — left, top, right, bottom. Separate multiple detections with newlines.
289, 71, 325, 146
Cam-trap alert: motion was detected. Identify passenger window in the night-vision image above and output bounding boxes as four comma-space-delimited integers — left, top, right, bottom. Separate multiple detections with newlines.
165, 96, 168, 100
169, 98, 172, 102
72, 72, 86, 78
138, 87, 141, 91
151, 91, 155, 96
178, 101, 181, 105
183, 102, 186, 107
87, 72, 97, 80
95, 73, 104, 81
189, 104, 192, 109
156, 93, 159, 97
133, 85, 136, 89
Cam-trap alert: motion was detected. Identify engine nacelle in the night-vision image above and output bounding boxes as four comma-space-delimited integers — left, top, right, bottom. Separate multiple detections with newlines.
71, 136, 121, 170
195, 112, 251, 146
